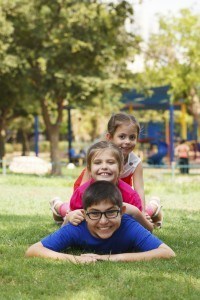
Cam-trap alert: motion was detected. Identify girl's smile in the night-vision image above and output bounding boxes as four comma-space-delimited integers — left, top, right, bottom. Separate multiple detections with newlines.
90, 149, 120, 184
107, 123, 138, 160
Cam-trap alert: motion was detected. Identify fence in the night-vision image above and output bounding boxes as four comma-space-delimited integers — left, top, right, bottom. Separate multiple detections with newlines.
1, 158, 200, 177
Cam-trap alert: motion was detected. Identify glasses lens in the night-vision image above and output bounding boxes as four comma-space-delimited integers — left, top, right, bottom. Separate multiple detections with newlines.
105, 210, 120, 219
87, 212, 101, 220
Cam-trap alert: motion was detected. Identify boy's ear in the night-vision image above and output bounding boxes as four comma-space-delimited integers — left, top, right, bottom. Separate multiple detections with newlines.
106, 133, 112, 140
121, 205, 126, 215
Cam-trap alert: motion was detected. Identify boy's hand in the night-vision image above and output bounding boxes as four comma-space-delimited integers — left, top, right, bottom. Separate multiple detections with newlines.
72, 255, 97, 264
67, 209, 85, 226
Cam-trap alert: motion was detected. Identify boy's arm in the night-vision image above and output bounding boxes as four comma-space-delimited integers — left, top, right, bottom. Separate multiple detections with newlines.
123, 203, 154, 232
25, 242, 96, 263
81, 243, 175, 262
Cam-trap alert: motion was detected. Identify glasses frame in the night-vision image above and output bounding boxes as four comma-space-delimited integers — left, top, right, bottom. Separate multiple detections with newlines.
86, 209, 121, 220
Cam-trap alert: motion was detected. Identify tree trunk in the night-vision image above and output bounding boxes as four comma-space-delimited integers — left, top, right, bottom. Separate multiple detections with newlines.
22, 130, 30, 156
48, 125, 61, 175
0, 133, 5, 168
0, 118, 6, 168
40, 99, 63, 175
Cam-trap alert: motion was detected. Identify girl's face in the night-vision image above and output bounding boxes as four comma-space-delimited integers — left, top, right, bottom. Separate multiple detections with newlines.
89, 149, 120, 184
107, 123, 138, 160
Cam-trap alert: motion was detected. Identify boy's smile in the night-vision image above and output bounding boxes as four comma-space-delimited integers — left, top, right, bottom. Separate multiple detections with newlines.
85, 200, 125, 239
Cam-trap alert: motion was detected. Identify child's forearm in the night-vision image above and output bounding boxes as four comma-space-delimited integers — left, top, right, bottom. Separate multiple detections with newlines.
25, 242, 96, 263
63, 209, 85, 226
136, 213, 153, 232
123, 203, 153, 232
25, 242, 72, 261
95, 244, 175, 262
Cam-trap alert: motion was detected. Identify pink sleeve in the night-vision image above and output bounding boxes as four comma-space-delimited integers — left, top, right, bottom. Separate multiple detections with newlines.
130, 190, 143, 211
69, 188, 83, 211
118, 180, 143, 211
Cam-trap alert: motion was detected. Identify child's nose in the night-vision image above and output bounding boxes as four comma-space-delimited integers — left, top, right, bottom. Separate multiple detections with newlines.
99, 214, 108, 224
101, 162, 108, 169
125, 138, 131, 143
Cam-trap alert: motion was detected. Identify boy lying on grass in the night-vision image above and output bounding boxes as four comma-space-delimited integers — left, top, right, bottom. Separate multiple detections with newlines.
26, 181, 175, 263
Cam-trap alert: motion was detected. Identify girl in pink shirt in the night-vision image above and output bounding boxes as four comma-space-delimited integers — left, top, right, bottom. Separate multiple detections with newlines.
50, 141, 159, 231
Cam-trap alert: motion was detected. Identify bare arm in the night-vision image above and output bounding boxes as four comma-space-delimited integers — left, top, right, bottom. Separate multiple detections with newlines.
62, 209, 85, 226
81, 243, 175, 262
124, 203, 153, 232
132, 162, 145, 209
25, 242, 96, 263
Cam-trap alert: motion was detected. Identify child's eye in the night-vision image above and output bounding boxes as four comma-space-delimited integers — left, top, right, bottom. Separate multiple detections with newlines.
93, 160, 101, 165
130, 135, 136, 140
108, 160, 116, 164
119, 135, 125, 139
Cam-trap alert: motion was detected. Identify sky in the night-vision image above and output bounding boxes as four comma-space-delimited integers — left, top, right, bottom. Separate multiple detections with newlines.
133, 0, 200, 41
128, 0, 200, 72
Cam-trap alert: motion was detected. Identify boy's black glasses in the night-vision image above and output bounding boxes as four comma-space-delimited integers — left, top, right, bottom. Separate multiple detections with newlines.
86, 209, 121, 220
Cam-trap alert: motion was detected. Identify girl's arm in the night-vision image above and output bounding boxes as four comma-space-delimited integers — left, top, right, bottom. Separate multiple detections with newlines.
132, 162, 145, 209
25, 242, 96, 263
123, 203, 153, 232
81, 244, 175, 262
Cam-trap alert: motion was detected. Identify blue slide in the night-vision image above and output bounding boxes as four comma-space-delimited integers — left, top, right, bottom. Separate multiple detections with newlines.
147, 141, 168, 165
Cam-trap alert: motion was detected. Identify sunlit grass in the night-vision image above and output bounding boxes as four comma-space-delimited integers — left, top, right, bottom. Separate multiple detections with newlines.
0, 171, 200, 300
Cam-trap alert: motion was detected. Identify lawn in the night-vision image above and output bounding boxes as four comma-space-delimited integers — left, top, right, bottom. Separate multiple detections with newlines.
0, 169, 200, 300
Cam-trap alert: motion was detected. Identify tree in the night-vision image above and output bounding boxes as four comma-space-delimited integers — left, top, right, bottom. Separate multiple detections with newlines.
5, 0, 140, 174
0, 0, 37, 164
140, 9, 200, 129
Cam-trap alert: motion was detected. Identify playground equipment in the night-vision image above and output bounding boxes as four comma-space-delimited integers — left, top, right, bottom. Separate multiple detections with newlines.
147, 141, 168, 165
122, 85, 199, 164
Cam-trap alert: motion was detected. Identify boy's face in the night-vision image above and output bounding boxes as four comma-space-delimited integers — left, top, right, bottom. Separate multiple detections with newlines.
89, 149, 119, 184
85, 200, 126, 239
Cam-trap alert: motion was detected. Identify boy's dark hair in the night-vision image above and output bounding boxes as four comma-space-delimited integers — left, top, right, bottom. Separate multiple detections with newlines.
82, 181, 123, 210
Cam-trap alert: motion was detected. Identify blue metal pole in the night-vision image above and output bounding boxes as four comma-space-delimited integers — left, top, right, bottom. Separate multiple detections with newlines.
34, 115, 39, 156
67, 107, 73, 163
169, 104, 174, 163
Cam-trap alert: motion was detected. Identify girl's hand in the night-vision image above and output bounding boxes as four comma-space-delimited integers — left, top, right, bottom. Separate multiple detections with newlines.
145, 213, 153, 223
67, 209, 85, 226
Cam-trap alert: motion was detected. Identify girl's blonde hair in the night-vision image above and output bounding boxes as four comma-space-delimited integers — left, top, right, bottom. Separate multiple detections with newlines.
107, 112, 140, 137
87, 141, 124, 174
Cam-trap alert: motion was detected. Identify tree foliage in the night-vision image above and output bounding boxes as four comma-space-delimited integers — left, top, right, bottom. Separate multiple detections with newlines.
140, 9, 200, 121
0, 0, 141, 174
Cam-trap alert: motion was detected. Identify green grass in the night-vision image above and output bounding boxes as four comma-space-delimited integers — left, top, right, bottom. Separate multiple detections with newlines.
0, 171, 200, 300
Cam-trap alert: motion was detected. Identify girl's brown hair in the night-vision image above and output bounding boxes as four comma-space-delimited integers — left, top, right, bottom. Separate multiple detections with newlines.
107, 112, 140, 137
86, 141, 124, 174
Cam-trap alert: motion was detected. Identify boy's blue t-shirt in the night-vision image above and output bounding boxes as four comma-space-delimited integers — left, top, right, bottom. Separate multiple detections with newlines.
41, 215, 162, 254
